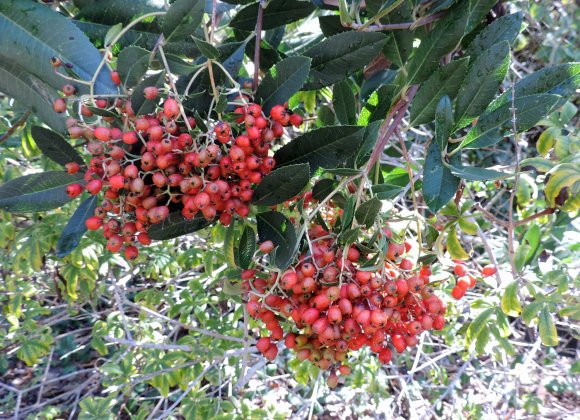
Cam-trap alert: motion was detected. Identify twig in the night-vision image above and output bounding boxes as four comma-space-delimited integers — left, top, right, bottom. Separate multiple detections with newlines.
349, 11, 445, 31
0, 111, 31, 145
36, 347, 54, 405
104, 336, 192, 351
507, 79, 521, 278
253, 1, 266, 92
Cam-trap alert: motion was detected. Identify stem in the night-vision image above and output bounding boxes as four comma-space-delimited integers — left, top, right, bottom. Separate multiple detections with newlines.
358, 0, 405, 30
0, 111, 31, 145
349, 11, 445, 31
253, 1, 266, 92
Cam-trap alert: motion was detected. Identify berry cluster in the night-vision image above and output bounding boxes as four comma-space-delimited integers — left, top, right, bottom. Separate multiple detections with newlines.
242, 222, 463, 388
56, 83, 302, 259
450, 262, 496, 299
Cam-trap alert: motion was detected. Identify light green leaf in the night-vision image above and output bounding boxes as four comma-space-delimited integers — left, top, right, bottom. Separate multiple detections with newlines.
501, 281, 522, 316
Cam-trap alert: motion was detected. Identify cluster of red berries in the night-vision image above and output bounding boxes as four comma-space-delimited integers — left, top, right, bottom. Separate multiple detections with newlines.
242, 221, 464, 388
450, 262, 496, 299
56, 82, 303, 259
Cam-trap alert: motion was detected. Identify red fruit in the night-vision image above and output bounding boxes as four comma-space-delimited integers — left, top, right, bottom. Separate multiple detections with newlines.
62, 84, 76, 96
111, 71, 121, 85
482, 264, 497, 277
302, 308, 320, 325
378, 348, 392, 364
264, 344, 278, 361
53, 98, 67, 113
85, 216, 103, 230
289, 113, 303, 127
451, 286, 465, 300
163, 98, 180, 119
94, 127, 111, 142
454, 264, 467, 277
65, 162, 81, 174
85, 179, 103, 195
327, 306, 342, 324
106, 234, 123, 252
432, 315, 446, 330
327, 372, 339, 389
66, 183, 83, 198
259, 240, 275, 254
399, 258, 413, 270
144, 86, 159, 100
256, 337, 271, 354
109, 175, 126, 190
124, 245, 139, 260
270, 105, 286, 121
347, 246, 360, 262
457, 276, 470, 290
137, 232, 152, 246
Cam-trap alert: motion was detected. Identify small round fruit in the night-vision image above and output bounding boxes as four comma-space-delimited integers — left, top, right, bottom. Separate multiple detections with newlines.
66, 183, 83, 198
259, 240, 275, 254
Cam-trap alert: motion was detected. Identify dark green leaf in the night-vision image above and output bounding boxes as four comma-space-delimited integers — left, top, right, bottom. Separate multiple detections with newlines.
333, 80, 357, 125
449, 164, 510, 181
380, 2, 414, 68
318, 15, 351, 38
302, 32, 388, 90
355, 197, 382, 229
0, 0, 117, 95
0, 171, 84, 213
148, 212, 212, 240
371, 183, 404, 200
255, 56, 311, 113
522, 224, 541, 265
410, 58, 468, 127
323, 168, 361, 176
252, 164, 310, 206
355, 120, 382, 167
75, 0, 164, 31
224, 218, 237, 267
274, 126, 366, 173
162, 0, 205, 41
257, 211, 297, 269
522, 301, 543, 325
192, 36, 220, 59
116, 46, 150, 89
230, 0, 315, 31
466, 307, 494, 346
465, 0, 498, 34
56, 195, 98, 258
459, 94, 562, 150
131, 72, 165, 116
406, 9, 467, 85
423, 141, 459, 213
341, 196, 356, 231
31, 126, 84, 167
0, 60, 66, 133
435, 95, 453, 151
360, 69, 397, 100
238, 225, 256, 269
366, 0, 401, 16
538, 306, 558, 346
466, 13, 523, 58
312, 179, 337, 202
454, 42, 510, 130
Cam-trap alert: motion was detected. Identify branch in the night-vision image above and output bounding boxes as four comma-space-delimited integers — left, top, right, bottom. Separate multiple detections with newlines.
253, 1, 266, 92
349, 11, 445, 32
0, 111, 31, 145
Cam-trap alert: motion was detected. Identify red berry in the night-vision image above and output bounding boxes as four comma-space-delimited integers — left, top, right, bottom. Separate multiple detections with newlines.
66, 183, 83, 198
53, 98, 67, 113
259, 240, 275, 254
111, 71, 121, 85
482, 264, 497, 277
163, 98, 180, 118
144, 86, 159, 100
85, 216, 103, 230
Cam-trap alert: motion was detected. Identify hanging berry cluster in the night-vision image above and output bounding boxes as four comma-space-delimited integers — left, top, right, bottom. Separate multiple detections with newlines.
56, 83, 302, 260
242, 218, 494, 388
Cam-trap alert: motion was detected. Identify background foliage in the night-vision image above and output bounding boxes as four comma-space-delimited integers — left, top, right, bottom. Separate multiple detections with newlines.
0, 0, 578, 418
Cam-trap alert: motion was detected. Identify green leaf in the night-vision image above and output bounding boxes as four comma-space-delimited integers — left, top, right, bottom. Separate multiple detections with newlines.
0, 0, 117, 94
0, 60, 66, 133
522, 224, 541, 265
302, 32, 388, 90
406, 9, 467, 85
466, 13, 524, 57
522, 301, 543, 325
355, 120, 382, 167
380, 3, 414, 68
458, 216, 478, 235
341, 196, 356, 231
252, 164, 310, 206
410, 59, 468, 127
544, 163, 580, 208
312, 179, 337, 202
238, 225, 256, 270
371, 183, 405, 200
116, 46, 150, 89
454, 42, 510, 130
537, 127, 559, 157
76, 0, 164, 31
230, 0, 315, 31
560, 306, 580, 321
257, 211, 297, 269
489, 325, 516, 356
192, 36, 220, 59
435, 95, 454, 151
56, 195, 98, 258
538, 306, 558, 346
449, 164, 509, 181
162, 0, 205, 42
447, 226, 469, 260
422, 141, 459, 213
501, 281, 522, 316
333, 80, 357, 125
465, 0, 498, 34
460, 94, 562, 150
131, 71, 165, 116
255, 56, 311, 113
466, 307, 494, 347
18, 336, 52, 366
490, 63, 580, 111
274, 126, 366, 173
223, 218, 237, 268
0, 171, 84, 213
514, 244, 531, 273
355, 197, 382, 229
31, 126, 84, 167
148, 212, 212, 240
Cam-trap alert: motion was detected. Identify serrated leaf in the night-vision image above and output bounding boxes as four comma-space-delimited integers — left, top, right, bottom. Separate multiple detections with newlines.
466, 13, 524, 57
423, 141, 459, 213
381, 2, 414, 68
252, 164, 310, 206
131, 71, 165, 116
116, 46, 150, 89
0, 60, 66, 133
449, 164, 510, 181
406, 9, 467, 85
501, 281, 522, 316
454, 42, 511, 130
162, 0, 205, 42
104, 22, 123, 47
223, 218, 237, 268
192, 36, 220, 59
257, 211, 297, 269
538, 306, 558, 346
255, 56, 311, 113
355, 197, 381, 229
0, 0, 117, 95
312, 179, 337, 202
341, 196, 356, 231
302, 32, 387, 90
0, 171, 84, 213
230, 0, 315, 31
446, 226, 469, 260
355, 120, 382, 167
410, 59, 468, 127
333, 80, 356, 125
274, 126, 366, 173
56, 195, 98, 258
31, 126, 84, 167
435, 95, 453, 151
148, 212, 212, 240
544, 163, 580, 208
521, 157, 555, 174
238, 225, 256, 270
466, 307, 494, 346
465, 0, 498, 34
